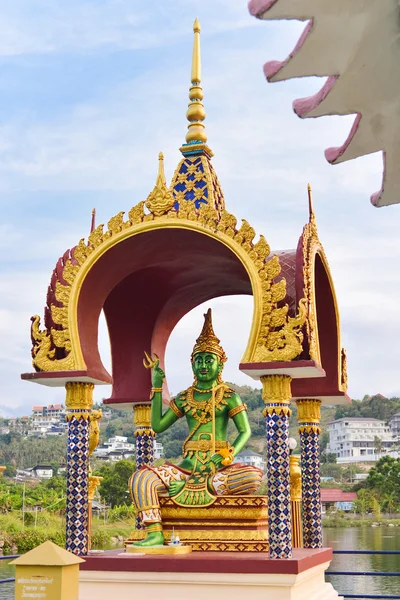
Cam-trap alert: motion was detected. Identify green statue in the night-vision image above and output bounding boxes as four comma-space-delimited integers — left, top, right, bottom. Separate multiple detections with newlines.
130, 309, 262, 547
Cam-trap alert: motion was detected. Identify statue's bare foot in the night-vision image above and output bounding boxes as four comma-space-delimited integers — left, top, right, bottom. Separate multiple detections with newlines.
169, 480, 186, 496
132, 531, 165, 547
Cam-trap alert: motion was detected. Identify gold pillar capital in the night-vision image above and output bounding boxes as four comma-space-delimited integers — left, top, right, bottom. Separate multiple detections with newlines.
261, 375, 292, 416
296, 398, 321, 434
65, 382, 94, 420
133, 404, 152, 428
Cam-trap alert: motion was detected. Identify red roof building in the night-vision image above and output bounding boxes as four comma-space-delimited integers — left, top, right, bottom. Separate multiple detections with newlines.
321, 489, 357, 503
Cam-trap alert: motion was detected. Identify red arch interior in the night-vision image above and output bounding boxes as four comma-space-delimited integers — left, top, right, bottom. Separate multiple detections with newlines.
77, 228, 252, 405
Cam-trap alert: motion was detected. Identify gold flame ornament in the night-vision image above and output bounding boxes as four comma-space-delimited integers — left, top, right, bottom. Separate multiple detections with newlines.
145, 152, 175, 217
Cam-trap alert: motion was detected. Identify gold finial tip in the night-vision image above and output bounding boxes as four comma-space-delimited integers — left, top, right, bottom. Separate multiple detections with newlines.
193, 18, 201, 32
307, 183, 312, 191
158, 151, 164, 160
91, 208, 95, 215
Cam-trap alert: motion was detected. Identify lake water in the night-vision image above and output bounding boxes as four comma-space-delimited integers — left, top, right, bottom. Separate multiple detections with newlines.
324, 526, 400, 599
0, 557, 15, 600
1, 528, 399, 599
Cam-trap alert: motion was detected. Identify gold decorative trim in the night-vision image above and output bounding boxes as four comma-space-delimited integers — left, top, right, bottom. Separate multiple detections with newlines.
289, 455, 302, 502
190, 541, 268, 552
301, 195, 321, 364
296, 398, 321, 424
88, 475, 103, 502
145, 153, 175, 216
134, 428, 156, 438
340, 347, 348, 392
126, 545, 192, 555
302, 189, 343, 385
30, 314, 76, 372
133, 404, 152, 428
262, 405, 292, 417
261, 375, 292, 405
66, 411, 91, 422
160, 495, 267, 508
65, 382, 94, 411
89, 409, 102, 457
298, 424, 321, 435
163, 520, 269, 527
163, 529, 268, 542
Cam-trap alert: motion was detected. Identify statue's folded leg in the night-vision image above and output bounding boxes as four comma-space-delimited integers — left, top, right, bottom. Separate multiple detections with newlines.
211, 464, 262, 496
130, 464, 189, 546
131, 467, 167, 524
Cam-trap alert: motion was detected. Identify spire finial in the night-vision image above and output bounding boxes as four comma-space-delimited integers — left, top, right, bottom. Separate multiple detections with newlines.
90, 208, 96, 233
307, 183, 314, 221
156, 151, 166, 187
185, 19, 207, 144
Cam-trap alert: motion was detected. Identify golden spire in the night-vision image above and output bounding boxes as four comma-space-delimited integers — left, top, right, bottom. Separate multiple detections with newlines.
185, 18, 207, 144
191, 309, 227, 363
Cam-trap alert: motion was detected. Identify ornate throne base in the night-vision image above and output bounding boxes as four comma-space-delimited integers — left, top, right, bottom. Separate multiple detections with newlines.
127, 495, 269, 552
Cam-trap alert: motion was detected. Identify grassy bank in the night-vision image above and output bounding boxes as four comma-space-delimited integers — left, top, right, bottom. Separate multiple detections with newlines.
322, 515, 400, 528
3, 509, 400, 554
0, 511, 135, 554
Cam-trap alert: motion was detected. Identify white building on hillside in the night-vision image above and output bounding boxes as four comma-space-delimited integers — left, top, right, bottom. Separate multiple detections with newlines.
30, 404, 66, 437
234, 450, 266, 471
326, 417, 396, 462
94, 435, 164, 461
389, 412, 400, 438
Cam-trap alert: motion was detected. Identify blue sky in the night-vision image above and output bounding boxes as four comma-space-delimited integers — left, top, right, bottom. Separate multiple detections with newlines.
0, 0, 398, 417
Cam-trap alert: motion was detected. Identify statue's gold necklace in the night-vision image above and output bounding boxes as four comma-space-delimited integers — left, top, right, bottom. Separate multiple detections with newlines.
181, 385, 227, 420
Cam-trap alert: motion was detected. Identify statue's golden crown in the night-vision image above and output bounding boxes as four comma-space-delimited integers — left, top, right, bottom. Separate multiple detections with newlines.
191, 308, 227, 363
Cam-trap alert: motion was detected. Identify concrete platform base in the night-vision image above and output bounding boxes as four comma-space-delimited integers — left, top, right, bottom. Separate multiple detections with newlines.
79, 548, 342, 600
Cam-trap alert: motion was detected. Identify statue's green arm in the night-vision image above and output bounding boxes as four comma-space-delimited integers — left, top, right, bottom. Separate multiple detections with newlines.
151, 392, 182, 434
227, 392, 251, 457
150, 360, 183, 433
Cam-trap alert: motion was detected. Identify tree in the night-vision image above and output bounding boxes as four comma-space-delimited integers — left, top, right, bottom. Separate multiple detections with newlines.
373, 436, 382, 455
366, 456, 400, 500
163, 440, 183, 459
97, 459, 135, 507
354, 489, 373, 514
380, 491, 399, 514
321, 452, 337, 464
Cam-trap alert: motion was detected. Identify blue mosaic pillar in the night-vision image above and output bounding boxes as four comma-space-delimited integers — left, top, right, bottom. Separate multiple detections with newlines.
133, 404, 155, 529
296, 399, 323, 548
65, 382, 94, 555
261, 375, 293, 559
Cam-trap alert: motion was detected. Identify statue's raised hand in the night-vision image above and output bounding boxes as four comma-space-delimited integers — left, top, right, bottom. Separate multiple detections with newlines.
152, 359, 165, 389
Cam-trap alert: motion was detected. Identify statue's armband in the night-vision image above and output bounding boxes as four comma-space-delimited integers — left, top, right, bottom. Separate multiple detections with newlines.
228, 402, 247, 419
169, 398, 184, 419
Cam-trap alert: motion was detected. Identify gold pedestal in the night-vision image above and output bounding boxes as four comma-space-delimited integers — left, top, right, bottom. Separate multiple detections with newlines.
126, 544, 192, 555
160, 495, 269, 552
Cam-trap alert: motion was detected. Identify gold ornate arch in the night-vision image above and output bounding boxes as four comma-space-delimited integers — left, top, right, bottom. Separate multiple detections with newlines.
30, 178, 307, 375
